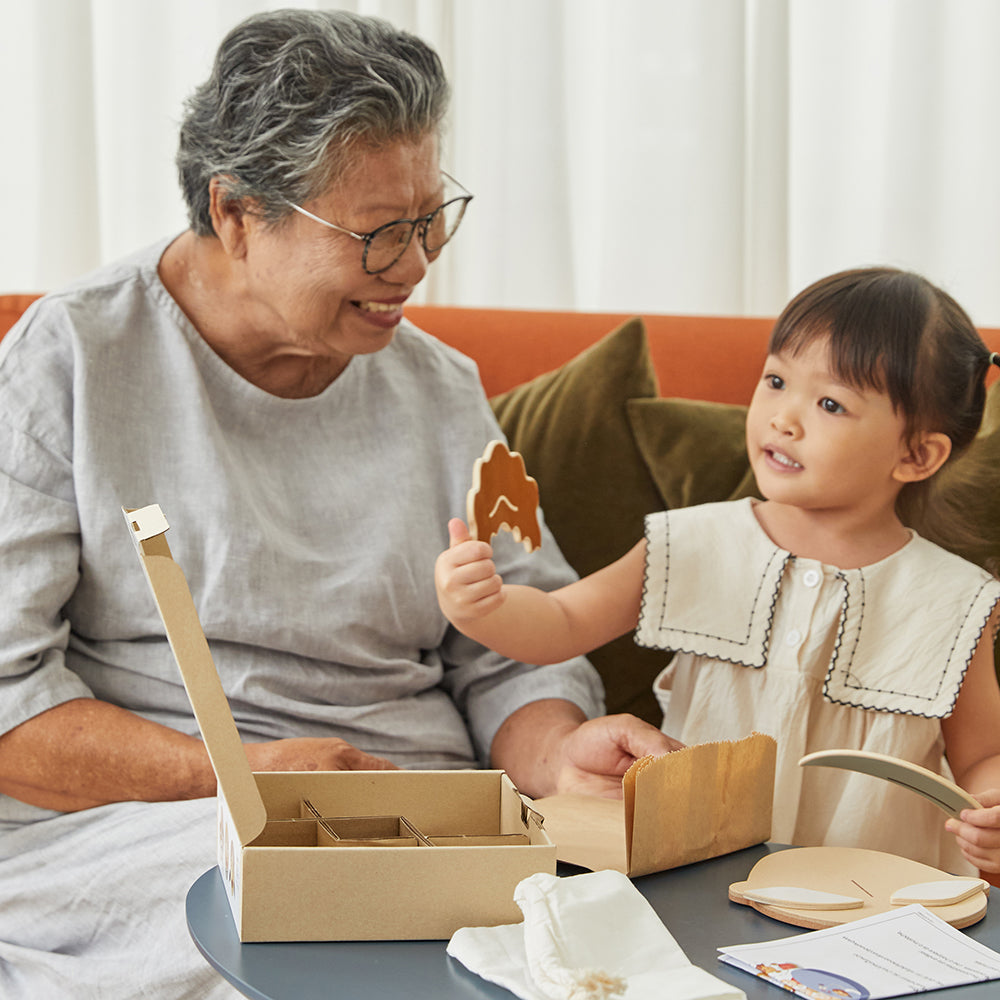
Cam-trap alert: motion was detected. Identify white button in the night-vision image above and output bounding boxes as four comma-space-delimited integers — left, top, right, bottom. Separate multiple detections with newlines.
803, 569, 820, 588
785, 629, 802, 647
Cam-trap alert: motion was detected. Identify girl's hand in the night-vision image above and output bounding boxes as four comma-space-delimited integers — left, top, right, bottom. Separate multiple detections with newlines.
945, 788, 1000, 873
434, 518, 505, 626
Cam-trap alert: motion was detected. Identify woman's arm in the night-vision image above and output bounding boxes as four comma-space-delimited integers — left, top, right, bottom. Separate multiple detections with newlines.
0, 698, 397, 812
436, 519, 647, 664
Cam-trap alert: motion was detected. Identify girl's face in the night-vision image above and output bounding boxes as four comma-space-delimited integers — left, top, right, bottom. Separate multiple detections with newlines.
745, 337, 914, 516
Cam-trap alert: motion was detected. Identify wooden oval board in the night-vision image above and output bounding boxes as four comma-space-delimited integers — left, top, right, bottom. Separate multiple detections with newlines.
729, 847, 988, 929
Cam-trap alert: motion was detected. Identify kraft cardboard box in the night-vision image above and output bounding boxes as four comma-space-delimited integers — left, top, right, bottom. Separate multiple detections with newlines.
123, 504, 556, 942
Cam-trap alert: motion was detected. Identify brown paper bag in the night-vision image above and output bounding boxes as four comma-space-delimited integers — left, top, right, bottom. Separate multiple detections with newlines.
537, 732, 776, 876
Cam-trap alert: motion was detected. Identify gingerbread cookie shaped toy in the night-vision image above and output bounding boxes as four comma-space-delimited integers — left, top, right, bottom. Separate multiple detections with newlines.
467, 440, 542, 553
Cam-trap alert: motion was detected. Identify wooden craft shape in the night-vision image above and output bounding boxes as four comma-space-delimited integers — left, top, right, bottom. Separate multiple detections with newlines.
730, 846, 989, 930
467, 439, 542, 552
889, 879, 987, 906
740, 886, 863, 910
799, 748, 981, 818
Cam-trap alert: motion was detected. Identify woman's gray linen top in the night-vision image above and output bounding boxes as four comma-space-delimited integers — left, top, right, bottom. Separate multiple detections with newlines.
0, 238, 603, 822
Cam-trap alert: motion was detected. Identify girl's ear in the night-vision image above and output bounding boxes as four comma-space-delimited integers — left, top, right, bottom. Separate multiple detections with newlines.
893, 431, 952, 484
208, 176, 251, 259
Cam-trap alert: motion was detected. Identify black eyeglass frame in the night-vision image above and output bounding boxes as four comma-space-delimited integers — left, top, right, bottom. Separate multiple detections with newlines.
281, 171, 473, 275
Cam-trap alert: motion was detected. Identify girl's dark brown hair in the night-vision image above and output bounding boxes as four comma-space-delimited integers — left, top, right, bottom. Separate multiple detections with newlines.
769, 267, 995, 562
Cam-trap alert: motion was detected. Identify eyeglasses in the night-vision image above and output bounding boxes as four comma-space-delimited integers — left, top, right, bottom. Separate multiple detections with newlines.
282, 172, 473, 275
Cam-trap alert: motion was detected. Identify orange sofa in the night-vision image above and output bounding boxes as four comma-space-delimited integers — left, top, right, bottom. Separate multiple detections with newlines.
3, 294, 1000, 725
404, 304, 778, 404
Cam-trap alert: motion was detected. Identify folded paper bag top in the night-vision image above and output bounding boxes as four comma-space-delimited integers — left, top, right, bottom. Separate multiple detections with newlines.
536, 732, 776, 876
447, 869, 746, 1000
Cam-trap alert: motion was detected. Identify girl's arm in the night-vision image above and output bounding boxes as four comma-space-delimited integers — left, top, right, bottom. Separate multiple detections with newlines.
435, 518, 646, 665
941, 610, 1000, 872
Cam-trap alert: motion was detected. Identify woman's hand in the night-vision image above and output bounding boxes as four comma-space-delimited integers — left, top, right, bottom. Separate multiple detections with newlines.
945, 788, 1000, 873
244, 737, 397, 773
549, 714, 686, 798
491, 699, 684, 800
434, 518, 504, 627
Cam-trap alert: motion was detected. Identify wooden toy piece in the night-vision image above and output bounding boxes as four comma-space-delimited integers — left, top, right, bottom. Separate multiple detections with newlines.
799, 748, 981, 818
740, 886, 863, 910
467, 439, 542, 553
890, 878, 988, 906
729, 846, 989, 930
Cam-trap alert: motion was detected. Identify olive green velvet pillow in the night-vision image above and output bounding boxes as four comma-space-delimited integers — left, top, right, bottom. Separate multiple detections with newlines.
953, 392, 1000, 678
626, 397, 759, 510
489, 317, 671, 723
917, 381, 1000, 598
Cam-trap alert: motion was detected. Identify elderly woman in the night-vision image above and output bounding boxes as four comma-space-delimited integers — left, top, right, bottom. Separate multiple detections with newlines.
0, 10, 676, 997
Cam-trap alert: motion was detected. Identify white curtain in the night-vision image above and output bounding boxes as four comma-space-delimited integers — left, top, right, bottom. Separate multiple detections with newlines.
2, 0, 999, 325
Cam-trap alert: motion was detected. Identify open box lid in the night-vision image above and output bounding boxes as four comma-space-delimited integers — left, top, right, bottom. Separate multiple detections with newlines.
122, 504, 267, 847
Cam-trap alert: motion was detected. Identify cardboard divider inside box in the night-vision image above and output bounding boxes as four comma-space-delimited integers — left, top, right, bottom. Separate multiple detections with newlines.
123, 504, 556, 942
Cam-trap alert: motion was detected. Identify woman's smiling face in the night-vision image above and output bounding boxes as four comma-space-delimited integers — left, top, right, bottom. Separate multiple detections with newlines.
235, 133, 443, 371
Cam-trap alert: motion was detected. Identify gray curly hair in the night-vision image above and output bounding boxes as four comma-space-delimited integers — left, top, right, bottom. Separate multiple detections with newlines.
176, 9, 450, 236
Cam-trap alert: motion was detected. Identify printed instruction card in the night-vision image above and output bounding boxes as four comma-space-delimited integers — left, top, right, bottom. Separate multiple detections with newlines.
718, 903, 1000, 999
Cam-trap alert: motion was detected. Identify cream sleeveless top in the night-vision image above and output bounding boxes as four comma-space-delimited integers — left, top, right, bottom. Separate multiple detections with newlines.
638, 499, 1000, 872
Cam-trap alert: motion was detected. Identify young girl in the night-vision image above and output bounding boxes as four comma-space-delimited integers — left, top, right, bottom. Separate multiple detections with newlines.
436, 267, 1000, 875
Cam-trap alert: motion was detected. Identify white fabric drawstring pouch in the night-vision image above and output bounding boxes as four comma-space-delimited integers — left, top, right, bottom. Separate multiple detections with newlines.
447, 869, 745, 1000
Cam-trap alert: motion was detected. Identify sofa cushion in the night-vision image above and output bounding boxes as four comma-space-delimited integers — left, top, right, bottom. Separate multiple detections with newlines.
489, 317, 671, 723
924, 383, 1000, 577
627, 397, 759, 510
